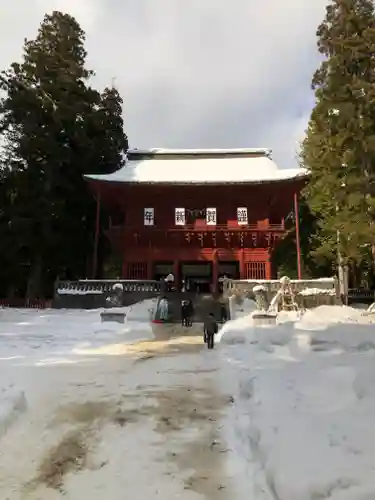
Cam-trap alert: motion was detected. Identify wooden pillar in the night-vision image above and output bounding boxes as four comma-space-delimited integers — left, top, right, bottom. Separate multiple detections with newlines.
265, 259, 272, 279
212, 251, 219, 293
239, 249, 245, 279
92, 187, 101, 278
294, 192, 302, 280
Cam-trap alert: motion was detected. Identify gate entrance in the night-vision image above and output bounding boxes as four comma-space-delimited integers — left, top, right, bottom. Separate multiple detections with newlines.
218, 261, 240, 280
153, 261, 174, 281
180, 261, 212, 293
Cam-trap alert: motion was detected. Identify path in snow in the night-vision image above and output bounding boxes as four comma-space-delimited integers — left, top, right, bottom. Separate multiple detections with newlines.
5, 304, 374, 499
0, 314, 244, 500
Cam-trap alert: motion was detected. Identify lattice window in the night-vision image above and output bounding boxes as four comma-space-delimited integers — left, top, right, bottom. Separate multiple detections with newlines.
126, 262, 148, 280
245, 262, 266, 280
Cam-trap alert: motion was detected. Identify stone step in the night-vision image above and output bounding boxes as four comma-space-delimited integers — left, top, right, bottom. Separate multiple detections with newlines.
100, 311, 126, 323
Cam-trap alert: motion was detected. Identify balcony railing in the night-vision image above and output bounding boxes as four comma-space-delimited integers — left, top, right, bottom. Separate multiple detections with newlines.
109, 222, 285, 232
171, 223, 284, 231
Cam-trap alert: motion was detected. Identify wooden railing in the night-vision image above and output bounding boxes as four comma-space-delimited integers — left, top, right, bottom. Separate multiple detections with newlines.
109, 223, 286, 232
171, 224, 285, 232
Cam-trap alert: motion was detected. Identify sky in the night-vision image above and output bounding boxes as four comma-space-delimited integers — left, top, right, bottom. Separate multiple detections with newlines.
0, 0, 329, 168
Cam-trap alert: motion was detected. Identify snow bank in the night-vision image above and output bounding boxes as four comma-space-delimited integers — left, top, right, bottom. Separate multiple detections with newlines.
222, 305, 375, 499
112, 283, 123, 291
117, 298, 155, 342
0, 387, 27, 439
299, 287, 336, 296
125, 298, 155, 323
228, 297, 257, 321
71, 299, 156, 356
57, 288, 103, 295
0, 299, 156, 363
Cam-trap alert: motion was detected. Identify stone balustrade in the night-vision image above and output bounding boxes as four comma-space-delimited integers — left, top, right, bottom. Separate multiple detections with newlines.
223, 277, 339, 308
56, 279, 161, 295
54, 279, 161, 308
223, 277, 337, 296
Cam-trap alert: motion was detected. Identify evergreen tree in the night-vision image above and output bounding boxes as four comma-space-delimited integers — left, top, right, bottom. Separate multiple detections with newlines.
301, 0, 375, 266
97, 86, 127, 174
0, 164, 16, 297
272, 198, 333, 278
0, 11, 128, 298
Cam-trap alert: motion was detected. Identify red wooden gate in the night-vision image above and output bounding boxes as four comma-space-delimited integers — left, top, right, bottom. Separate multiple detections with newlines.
125, 262, 148, 280
245, 262, 266, 280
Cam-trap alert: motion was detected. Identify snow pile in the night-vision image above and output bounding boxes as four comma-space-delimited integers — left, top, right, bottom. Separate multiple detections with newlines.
299, 287, 336, 296
57, 288, 103, 295
221, 305, 375, 499
228, 297, 257, 321
243, 277, 335, 284
299, 305, 368, 329
112, 283, 123, 291
71, 299, 156, 356
125, 298, 155, 323
118, 298, 155, 342
0, 300, 156, 364
0, 386, 27, 439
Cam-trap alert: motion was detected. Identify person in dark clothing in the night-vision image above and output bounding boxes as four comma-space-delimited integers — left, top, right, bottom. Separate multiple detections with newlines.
181, 301, 189, 327
203, 313, 218, 349
186, 300, 194, 326
160, 278, 168, 294
220, 303, 228, 323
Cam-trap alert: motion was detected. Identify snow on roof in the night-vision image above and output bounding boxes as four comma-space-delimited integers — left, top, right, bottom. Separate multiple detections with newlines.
127, 147, 272, 156
85, 148, 308, 185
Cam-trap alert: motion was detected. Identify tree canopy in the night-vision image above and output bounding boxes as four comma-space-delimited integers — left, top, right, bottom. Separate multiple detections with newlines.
0, 11, 128, 298
301, 0, 375, 266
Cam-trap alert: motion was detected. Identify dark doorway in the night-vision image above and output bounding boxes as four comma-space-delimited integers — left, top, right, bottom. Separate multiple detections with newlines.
180, 261, 212, 293
218, 261, 240, 293
218, 261, 240, 279
153, 261, 173, 281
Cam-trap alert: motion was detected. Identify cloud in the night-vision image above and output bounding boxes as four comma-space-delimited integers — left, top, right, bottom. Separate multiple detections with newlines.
0, 0, 328, 166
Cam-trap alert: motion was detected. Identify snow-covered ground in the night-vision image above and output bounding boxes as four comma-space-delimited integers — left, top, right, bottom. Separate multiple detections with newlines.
1, 300, 375, 499
0, 301, 236, 499
0, 299, 155, 364
220, 303, 375, 499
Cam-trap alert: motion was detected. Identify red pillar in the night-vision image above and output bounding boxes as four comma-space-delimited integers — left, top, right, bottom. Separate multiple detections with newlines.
294, 192, 302, 280
265, 258, 272, 280
93, 187, 101, 278
239, 249, 245, 279
212, 251, 219, 292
